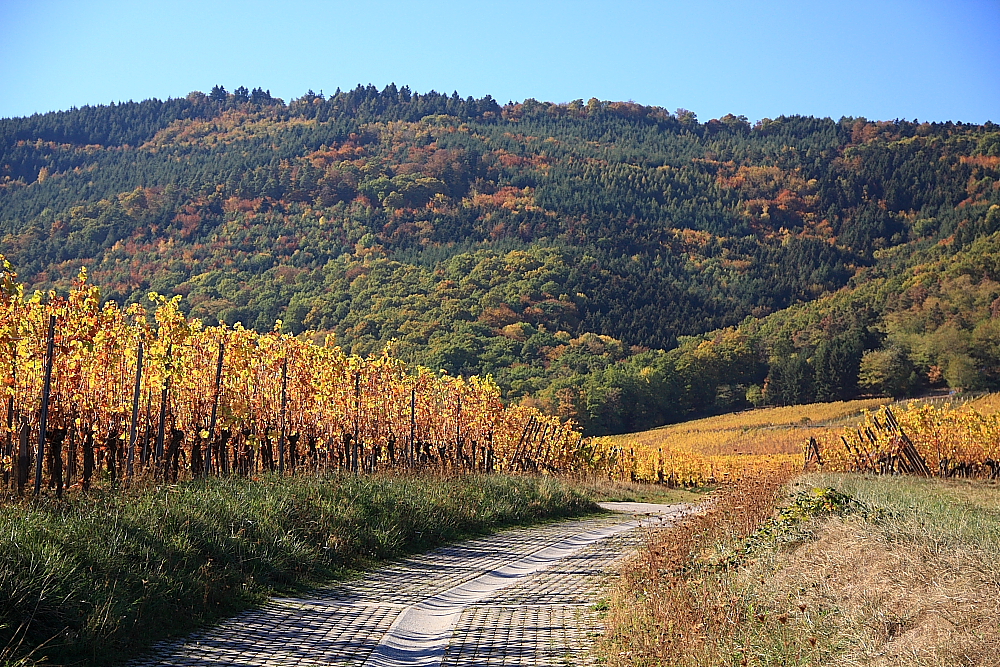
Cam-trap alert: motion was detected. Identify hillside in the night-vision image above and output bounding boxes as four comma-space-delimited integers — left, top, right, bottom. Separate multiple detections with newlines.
2, 85, 999, 433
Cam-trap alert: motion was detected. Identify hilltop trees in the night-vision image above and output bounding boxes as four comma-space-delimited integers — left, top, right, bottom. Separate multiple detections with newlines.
1, 87, 998, 433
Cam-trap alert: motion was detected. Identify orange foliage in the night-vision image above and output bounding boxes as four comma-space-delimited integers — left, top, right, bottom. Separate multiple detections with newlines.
959, 155, 1000, 169
307, 143, 366, 168
470, 186, 540, 212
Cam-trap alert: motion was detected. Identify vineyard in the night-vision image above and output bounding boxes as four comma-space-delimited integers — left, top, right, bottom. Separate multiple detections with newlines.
596, 400, 889, 486
818, 400, 1000, 478
0, 258, 622, 500
602, 392, 1000, 485
5, 245, 998, 502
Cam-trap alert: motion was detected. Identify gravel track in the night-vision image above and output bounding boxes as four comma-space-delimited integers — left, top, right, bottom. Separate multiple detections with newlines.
133, 502, 689, 667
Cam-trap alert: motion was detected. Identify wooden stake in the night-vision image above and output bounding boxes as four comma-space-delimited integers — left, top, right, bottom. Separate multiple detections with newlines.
2, 394, 11, 491
16, 421, 29, 495
155, 344, 172, 465
52, 428, 65, 499
66, 427, 76, 487
126, 341, 144, 479
82, 429, 94, 492
511, 416, 535, 471
207, 342, 224, 476
3, 361, 13, 488
278, 356, 287, 473
34, 314, 55, 497
353, 372, 360, 473
409, 387, 416, 467
455, 392, 462, 469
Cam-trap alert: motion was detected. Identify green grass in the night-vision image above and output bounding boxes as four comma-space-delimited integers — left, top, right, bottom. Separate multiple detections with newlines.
0, 473, 597, 666
801, 473, 1000, 551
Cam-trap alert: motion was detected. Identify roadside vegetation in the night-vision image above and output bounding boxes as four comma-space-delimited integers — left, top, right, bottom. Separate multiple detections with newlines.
0, 473, 594, 667
601, 393, 1000, 666
4, 394, 997, 666
602, 472, 999, 666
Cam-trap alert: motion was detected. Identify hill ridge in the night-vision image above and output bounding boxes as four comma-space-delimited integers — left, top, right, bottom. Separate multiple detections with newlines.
2, 85, 998, 433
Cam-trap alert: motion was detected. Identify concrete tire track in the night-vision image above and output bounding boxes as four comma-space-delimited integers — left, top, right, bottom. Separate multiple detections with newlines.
132, 502, 690, 667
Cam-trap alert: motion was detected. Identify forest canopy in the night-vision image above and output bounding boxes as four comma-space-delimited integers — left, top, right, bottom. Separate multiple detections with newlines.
2, 84, 998, 434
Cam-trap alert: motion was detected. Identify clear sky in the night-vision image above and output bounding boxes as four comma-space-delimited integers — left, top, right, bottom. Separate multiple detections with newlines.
1, 0, 997, 123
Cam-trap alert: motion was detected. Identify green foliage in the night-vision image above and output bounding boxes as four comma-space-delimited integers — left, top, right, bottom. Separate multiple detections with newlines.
737, 486, 889, 564
746, 487, 858, 548
858, 347, 916, 397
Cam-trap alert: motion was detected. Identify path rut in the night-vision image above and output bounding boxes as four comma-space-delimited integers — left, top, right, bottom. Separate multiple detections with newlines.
133, 502, 689, 667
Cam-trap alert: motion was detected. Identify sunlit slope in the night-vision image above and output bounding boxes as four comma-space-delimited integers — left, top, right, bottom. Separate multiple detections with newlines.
967, 392, 1000, 415
602, 399, 889, 484
608, 393, 1000, 484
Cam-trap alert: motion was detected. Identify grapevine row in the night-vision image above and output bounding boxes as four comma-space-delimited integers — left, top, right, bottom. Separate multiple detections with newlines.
809, 402, 1000, 478
0, 260, 618, 498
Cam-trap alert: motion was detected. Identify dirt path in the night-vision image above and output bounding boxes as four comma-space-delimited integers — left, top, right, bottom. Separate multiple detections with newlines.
133, 502, 689, 667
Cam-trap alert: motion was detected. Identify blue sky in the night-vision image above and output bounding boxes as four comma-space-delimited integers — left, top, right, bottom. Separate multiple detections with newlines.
1, 0, 997, 123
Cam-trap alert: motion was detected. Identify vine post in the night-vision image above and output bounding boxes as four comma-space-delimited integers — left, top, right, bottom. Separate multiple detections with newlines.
409, 387, 416, 467
33, 314, 55, 497
278, 356, 287, 473
126, 341, 144, 480
155, 344, 172, 471
206, 341, 224, 476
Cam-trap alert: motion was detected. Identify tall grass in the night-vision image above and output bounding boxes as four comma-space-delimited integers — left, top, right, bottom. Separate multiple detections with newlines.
600, 466, 796, 666
0, 473, 595, 666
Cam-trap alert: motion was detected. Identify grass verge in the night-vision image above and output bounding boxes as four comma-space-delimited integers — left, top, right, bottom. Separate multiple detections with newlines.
0, 473, 596, 666
566, 476, 706, 505
601, 472, 999, 666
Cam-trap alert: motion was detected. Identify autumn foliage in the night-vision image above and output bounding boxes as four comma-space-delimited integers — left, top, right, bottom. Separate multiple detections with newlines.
0, 257, 625, 498
819, 401, 1000, 478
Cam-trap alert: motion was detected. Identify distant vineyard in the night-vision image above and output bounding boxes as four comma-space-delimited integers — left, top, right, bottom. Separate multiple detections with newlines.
0, 260, 623, 499
596, 400, 889, 486
818, 401, 1000, 478
605, 396, 1000, 486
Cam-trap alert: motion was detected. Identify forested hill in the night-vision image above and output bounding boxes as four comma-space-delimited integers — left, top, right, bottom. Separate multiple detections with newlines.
2, 85, 999, 434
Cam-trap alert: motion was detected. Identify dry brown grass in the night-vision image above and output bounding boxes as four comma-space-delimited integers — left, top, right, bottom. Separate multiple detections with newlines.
600, 472, 1000, 667
764, 518, 998, 666
601, 465, 797, 666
